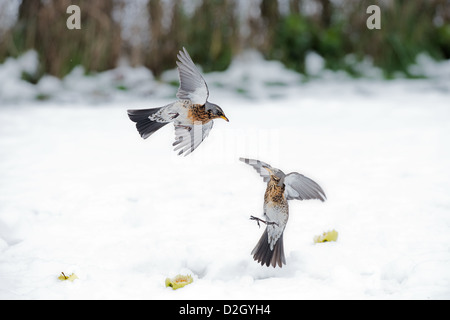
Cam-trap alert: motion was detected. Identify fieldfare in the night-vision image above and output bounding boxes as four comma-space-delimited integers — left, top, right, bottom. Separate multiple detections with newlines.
240, 157, 326, 268
128, 47, 229, 156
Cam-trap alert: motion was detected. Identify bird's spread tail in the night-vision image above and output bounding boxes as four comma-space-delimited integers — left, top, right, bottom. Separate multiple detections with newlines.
127, 107, 169, 139
251, 228, 286, 268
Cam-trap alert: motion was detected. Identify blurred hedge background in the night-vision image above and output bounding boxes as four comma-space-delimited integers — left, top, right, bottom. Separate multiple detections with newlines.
0, 0, 449, 80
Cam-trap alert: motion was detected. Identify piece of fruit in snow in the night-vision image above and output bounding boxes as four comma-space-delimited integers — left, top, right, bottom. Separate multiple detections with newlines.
313, 230, 339, 243
165, 274, 193, 290
58, 272, 78, 282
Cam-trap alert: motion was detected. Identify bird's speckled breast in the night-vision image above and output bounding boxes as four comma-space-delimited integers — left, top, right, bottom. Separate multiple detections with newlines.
264, 180, 288, 209
188, 104, 213, 124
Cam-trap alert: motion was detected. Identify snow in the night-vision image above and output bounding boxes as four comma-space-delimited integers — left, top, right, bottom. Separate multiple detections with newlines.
1, 51, 450, 299
0, 51, 39, 102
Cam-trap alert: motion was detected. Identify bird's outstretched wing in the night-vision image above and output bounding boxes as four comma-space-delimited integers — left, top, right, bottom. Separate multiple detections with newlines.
239, 157, 274, 182
176, 47, 209, 105
172, 121, 214, 156
283, 172, 326, 201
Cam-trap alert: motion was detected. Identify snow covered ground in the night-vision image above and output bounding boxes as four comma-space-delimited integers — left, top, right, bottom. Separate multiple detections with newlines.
1, 52, 450, 299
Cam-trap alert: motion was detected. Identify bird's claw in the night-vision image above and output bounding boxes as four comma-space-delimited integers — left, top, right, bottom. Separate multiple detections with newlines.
250, 215, 261, 228
250, 215, 278, 228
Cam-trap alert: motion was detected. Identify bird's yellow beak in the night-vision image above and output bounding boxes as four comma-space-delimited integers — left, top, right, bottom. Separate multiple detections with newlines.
220, 115, 229, 122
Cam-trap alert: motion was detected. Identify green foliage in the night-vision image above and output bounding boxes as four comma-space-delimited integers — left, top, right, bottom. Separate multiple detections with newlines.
270, 14, 350, 76
317, 23, 348, 71
145, 0, 236, 77
436, 24, 450, 59
269, 1, 448, 79
352, 0, 446, 78
271, 14, 313, 74
177, 0, 236, 73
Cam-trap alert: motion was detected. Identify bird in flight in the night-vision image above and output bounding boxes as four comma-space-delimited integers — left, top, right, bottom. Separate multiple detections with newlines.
128, 47, 229, 156
240, 157, 326, 268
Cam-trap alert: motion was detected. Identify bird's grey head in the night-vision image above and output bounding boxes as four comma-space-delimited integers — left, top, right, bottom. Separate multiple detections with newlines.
263, 166, 285, 186
205, 101, 229, 122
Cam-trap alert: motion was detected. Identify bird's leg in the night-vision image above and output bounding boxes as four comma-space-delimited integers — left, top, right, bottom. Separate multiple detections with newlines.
177, 125, 192, 131
250, 215, 279, 228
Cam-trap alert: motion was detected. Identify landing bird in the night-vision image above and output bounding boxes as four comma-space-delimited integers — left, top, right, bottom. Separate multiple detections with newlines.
127, 47, 229, 156
240, 157, 326, 268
